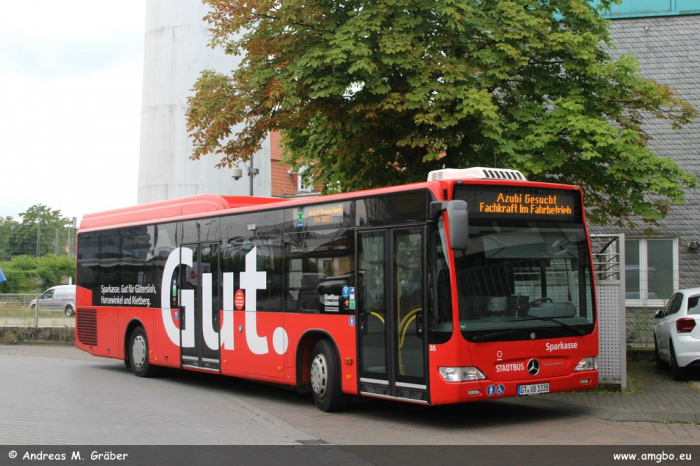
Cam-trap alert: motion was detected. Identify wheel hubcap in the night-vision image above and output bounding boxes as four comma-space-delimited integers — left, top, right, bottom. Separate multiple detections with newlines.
310, 353, 328, 397
132, 336, 146, 369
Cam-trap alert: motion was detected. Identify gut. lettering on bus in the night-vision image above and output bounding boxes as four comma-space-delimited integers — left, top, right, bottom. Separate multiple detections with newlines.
160, 247, 288, 356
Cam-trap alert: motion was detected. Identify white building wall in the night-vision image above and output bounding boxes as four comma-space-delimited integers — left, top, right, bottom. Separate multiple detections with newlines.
138, 0, 271, 204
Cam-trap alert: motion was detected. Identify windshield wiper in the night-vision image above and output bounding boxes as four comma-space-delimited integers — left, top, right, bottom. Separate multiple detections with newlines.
507, 316, 586, 336
470, 316, 587, 343
471, 329, 523, 343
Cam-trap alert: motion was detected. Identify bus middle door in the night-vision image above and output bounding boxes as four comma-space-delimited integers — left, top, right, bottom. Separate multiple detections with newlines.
357, 227, 427, 403
179, 242, 221, 372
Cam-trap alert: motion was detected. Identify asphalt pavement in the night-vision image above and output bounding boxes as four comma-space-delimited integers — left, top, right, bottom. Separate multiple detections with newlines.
545, 358, 700, 424
1, 343, 699, 444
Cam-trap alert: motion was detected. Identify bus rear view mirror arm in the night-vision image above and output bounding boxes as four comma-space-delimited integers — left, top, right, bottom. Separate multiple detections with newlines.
430, 201, 448, 221
430, 200, 469, 250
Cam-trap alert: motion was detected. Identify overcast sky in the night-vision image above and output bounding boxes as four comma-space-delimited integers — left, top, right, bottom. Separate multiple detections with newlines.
0, 1, 146, 224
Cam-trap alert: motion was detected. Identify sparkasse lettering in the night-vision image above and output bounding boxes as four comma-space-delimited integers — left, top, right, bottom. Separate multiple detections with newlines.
546, 341, 578, 352
100, 285, 120, 294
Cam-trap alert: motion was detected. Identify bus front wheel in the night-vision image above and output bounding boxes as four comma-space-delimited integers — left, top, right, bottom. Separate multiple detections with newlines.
129, 327, 160, 378
310, 339, 349, 412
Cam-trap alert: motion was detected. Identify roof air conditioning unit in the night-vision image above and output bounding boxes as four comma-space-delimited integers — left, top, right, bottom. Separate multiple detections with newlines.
427, 167, 526, 182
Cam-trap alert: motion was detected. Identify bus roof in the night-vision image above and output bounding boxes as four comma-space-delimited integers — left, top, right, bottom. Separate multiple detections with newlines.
79, 182, 437, 232
79, 174, 581, 232
80, 194, 287, 231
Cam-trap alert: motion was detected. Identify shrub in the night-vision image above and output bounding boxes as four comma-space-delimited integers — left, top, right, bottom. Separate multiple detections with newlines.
0, 255, 75, 293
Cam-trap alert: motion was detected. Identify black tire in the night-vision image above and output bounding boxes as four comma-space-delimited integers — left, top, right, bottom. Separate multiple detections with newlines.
310, 339, 349, 412
654, 335, 667, 370
64, 305, 74, 317
670, 341, 688, 381
129, 327, 161, 377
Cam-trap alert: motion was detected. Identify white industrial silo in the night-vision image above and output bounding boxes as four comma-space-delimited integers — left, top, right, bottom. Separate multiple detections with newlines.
137, 0, 271, 204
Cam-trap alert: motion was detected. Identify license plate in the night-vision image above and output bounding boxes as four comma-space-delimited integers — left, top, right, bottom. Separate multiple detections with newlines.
517, 383, 550, 396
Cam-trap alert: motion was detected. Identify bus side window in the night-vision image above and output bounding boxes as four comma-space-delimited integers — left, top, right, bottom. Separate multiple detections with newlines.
221, 211, 284, 312
77, 233, 100, 305
285, 228, 355, 314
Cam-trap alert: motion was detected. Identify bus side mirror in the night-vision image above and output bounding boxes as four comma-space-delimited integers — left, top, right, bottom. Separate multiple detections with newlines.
430, 200, 469, 250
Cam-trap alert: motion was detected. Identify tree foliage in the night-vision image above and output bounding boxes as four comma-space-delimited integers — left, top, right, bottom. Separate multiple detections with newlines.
0, 255, 76, 293
186, 0, 697, 231
4, 205, 73, 258
0, 217, 18, 261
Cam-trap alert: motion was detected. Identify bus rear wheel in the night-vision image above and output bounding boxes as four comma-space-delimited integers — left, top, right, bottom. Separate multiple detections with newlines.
129, 327, 160, 378
310, 339, 349, 412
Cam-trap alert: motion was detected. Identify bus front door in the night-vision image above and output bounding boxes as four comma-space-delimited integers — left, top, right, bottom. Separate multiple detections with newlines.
358, 227, 427, 403
179, 242, 221, 372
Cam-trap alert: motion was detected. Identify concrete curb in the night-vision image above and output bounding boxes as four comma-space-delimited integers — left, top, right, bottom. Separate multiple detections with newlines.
0, 327, 75, 344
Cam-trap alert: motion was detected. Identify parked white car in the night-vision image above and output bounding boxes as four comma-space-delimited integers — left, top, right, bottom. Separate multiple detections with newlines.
29, 285, 76, 317
653, 287, 700, 380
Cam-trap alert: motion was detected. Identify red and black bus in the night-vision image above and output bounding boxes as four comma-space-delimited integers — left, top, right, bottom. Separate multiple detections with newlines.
75, 167, 598, 411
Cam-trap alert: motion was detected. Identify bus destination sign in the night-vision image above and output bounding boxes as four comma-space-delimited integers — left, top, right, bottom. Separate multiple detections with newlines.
454, 185, 581, 222
298, 204, 344, 228
479, 192, 571, 216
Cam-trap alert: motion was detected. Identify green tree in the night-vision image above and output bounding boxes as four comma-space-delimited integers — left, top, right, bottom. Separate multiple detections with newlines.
0, 216, 18, 260
0, 255, 75, 293
8, 205, 71, 257
187, 0, 697, 231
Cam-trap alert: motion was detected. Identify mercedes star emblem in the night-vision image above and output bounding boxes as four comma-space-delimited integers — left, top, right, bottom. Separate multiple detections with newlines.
527, 358, 540, 376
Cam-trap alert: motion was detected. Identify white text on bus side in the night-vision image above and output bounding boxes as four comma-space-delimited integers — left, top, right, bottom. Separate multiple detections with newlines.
160, 247, 288, 356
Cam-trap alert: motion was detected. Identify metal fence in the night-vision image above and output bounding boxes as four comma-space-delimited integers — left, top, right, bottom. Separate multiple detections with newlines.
589, 235, 682, 350
623, 273, 688, 348
0, 294, 75, 328
625, 307, 659, 348
590, 234, 626, 388
0, 286, 682, 345
625, 270, 675, 301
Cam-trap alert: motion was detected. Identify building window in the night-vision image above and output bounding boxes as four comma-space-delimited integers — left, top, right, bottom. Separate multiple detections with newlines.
625, 238, 677, 304
296, 166, 313, 193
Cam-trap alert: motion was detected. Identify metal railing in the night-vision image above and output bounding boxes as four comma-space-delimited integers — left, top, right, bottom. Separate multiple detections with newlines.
0, 294, 75, 328
625, 270, 675, 301
625, 306, 660, 348
590, 235, 685, 349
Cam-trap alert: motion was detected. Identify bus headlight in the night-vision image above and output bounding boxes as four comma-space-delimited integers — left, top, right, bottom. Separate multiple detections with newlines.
574, 357, 597, 371
439, 366, 487, 382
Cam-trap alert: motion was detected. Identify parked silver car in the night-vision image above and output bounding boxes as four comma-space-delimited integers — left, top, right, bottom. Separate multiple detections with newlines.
29, 285, 76, 317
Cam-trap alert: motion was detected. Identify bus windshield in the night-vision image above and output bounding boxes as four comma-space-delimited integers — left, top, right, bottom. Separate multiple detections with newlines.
454, 221, 595, 341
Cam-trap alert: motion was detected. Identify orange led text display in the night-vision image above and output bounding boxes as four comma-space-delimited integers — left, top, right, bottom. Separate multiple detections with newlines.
478, 192, 573, 216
